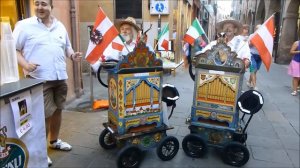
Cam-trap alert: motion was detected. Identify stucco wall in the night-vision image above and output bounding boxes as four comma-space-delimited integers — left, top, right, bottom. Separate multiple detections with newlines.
233, 0, 299, 64
277, 0, 300, 64
78, 0, 193, 72
1, 0, 81, 101
79, 0, 114, 73
52, 0, 77, 101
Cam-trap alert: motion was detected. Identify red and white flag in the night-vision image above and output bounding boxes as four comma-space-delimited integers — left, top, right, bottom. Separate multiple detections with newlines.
85, 7, 124, 64
249, 15, 275, 71
102, 36, 124, 61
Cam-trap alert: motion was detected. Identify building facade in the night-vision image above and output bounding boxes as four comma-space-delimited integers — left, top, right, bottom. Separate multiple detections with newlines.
231, 0, 300, 64
198, 0, 217, 41
0, 0, 83, 101
78, 0, 218, 71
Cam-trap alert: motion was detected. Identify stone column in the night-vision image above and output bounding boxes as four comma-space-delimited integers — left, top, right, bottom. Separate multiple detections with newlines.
276, 0, 299, 64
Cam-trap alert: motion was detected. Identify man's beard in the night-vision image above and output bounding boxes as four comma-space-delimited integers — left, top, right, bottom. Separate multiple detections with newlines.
121, 34, 131, 42
225, 32, 234, 42
225, 31, 233, 37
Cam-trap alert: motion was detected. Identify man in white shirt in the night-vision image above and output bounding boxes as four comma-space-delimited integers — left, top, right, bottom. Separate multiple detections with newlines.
91, 17, 155, 71
116, 17, 154, 56
200, 20, 251, 68
12, 0, 81, 166
115, 17, 172, 125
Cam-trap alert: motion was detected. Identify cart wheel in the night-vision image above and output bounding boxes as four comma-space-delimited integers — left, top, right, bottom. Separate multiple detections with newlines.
182, 134, 207, 158
96, 60, 118, 88
233, 132, 248, 144
222, 142, 250, 167
99, 129, 116, 149
97, 65, 108, 88
156, 136, 179, 161
189, 63, 195, 81
117, 145, 142, 168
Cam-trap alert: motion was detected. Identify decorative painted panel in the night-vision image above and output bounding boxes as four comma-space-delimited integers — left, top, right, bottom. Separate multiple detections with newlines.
109, 78, 117, 110
126, 132, 165, 150
118, 42, 162, 69
118, 77, 124, 119
196, 73, 239, 112
123, 74, 161, 118
125, 115, 160, 128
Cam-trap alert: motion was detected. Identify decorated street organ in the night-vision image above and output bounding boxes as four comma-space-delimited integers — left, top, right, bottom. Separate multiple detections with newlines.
98, 42, 179, 168
182, 36, 264, 167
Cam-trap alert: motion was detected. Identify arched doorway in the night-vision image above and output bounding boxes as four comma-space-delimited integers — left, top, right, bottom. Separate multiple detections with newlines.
247, 10, 253, 32
0, 0, 32, 78
277, 0, 300, 64
247, 11, 252, 25
243, 13, 246, 23
256, 0, 265, 24
0, 0, 31, 28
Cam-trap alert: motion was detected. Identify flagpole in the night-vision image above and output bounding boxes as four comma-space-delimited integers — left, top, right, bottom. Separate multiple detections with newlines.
236, 13, 275, 54
123, 43, 131, 53
203, 32, 211, 43
154, 42, 159, 51
249, 13, 275, 40
118, 34, 131, 53
196, 18, 210, 43
154, 23, 169, 51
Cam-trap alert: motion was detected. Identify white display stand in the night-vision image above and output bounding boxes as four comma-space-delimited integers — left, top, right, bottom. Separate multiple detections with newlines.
0, 79, 47, 167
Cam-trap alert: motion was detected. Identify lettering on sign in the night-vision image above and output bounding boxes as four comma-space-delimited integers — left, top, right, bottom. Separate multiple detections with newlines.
11, 97, 20, 102
0, 126, 29, 168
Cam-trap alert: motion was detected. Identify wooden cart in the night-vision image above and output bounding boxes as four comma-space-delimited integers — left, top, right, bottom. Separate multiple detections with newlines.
99, 42, 179, 168
183, 38, 264, 167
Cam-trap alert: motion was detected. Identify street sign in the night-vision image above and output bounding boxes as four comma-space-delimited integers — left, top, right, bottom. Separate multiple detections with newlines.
150, 0, 169, 15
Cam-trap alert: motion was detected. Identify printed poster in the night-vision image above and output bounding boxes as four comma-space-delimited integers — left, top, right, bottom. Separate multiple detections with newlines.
9, 90, 33, 138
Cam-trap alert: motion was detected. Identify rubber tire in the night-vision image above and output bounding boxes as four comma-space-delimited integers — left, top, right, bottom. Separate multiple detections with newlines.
182, 134, 207, 158
156, 136, 179, 161
117, 145, 142, 168
222, 142, 250, 167
189, 63, 195, 81
96, 60, 118, 88
99, 129, 116, 149
97, 65, 108, 88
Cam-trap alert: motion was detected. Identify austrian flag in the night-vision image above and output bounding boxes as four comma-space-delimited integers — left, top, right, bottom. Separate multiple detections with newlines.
250, 14, 275, 71
85, 8, 123, 64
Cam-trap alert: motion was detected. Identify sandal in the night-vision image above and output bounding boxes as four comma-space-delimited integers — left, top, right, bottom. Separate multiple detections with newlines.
291, 91, 297, 96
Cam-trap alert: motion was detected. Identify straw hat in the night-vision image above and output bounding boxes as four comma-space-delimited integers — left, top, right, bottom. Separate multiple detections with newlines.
216, 19, 243, 35
115, 17, 140, 31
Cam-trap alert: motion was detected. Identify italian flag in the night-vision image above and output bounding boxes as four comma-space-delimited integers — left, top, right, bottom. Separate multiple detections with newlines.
85, 7, 123, 64
183, 18, 205, 45
157, 24, 169, 51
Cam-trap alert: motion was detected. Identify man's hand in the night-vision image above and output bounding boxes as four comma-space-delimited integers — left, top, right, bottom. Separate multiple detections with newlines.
25, 63, 39, 72
244, 59, 250, 69
71, 52, 83, 62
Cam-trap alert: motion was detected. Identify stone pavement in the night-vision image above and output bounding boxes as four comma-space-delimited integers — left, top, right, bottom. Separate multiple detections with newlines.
49, 63, 300, 168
